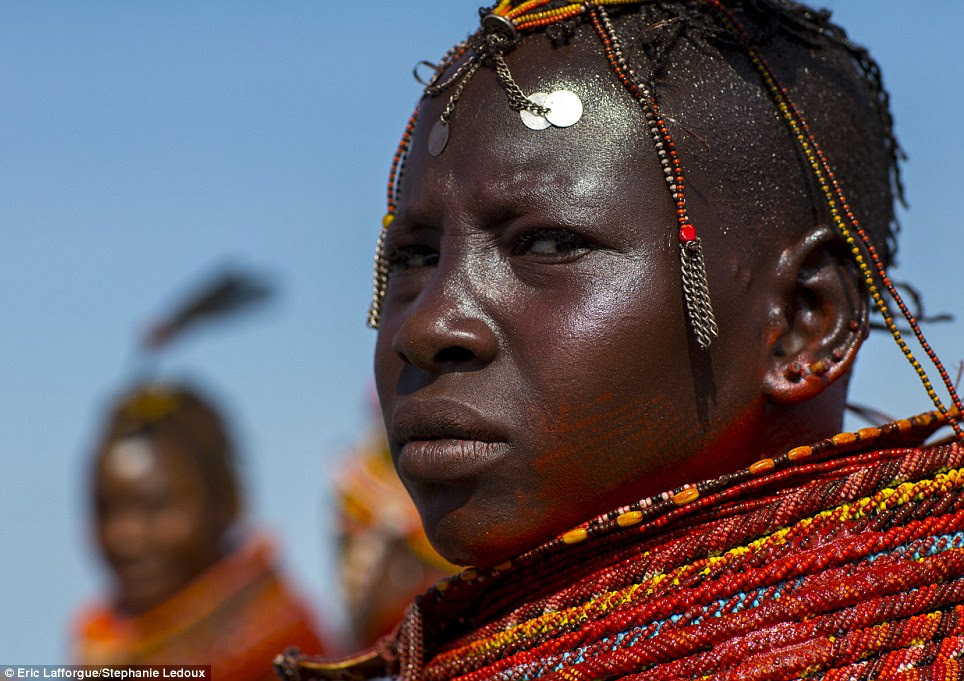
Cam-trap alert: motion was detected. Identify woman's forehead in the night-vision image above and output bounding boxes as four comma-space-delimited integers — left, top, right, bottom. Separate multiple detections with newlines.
397, 43, 666, 216
397, 24, 788, 224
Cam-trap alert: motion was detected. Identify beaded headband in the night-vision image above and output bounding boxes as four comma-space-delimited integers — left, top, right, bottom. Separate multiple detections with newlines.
116, 385, 183, 430
367, 0, 964, 440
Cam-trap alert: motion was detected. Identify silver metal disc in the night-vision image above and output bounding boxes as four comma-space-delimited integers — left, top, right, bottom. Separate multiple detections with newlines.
544, 90, 583, 128
428, 119, 449, 156
520, 92, 551, 130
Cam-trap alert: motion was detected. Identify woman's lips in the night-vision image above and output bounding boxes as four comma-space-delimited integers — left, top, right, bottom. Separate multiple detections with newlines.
391, 398, 511, 482
397, 438, 510, 483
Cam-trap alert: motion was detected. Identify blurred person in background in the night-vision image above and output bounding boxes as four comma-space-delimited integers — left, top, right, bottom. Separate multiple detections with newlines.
73, 382, 326, 678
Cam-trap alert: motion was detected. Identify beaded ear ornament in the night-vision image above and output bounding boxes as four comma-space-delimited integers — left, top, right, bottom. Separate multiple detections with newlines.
368, 0, 963, 439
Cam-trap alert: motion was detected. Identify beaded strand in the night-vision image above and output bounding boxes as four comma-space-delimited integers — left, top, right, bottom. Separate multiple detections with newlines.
368, 39, 470, 327
587, 2, 717, 348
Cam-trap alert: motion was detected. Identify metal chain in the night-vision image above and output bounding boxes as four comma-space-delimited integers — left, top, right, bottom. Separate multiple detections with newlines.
439, 58, 483, 122
425, 31, 549, 118
680, 239, 718, 349
489, 49, 550, 116
425, 49, 478, 97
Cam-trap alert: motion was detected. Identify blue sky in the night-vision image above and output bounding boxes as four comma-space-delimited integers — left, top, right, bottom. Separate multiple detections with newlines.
1, 1, 961, 662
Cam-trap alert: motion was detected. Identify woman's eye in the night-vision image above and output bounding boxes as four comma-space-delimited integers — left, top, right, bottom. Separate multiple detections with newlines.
515, 229, 591, 258
387, 245, 439, 271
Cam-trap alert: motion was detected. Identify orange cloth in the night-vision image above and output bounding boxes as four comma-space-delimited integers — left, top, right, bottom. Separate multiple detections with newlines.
74, 534, 324, 681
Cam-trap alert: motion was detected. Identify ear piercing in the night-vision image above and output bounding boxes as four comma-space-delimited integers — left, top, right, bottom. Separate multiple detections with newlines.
810, 359, 830, 377
785, 362, 804, 382
784, 321, 862, 382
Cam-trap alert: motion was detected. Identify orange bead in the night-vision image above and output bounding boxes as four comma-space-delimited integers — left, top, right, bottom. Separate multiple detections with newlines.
563, 528, 588, 545
616, 511, 643, 527
749, 458, 775, 475
832, 432, 857, 447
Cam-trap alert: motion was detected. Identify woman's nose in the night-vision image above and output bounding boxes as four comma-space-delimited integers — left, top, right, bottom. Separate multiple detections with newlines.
391, 268, 499, 374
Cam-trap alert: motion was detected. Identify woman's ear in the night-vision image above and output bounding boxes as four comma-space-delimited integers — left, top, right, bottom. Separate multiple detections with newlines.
763, 224, 869, 404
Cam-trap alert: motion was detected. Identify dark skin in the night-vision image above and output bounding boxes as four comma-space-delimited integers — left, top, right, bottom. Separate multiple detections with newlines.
93, 435, 238, 615
375, 26, 869, 567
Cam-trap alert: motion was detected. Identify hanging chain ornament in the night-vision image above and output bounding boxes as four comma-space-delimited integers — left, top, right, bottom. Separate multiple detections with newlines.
588, 3, 717, 348
422, 12, 585, 157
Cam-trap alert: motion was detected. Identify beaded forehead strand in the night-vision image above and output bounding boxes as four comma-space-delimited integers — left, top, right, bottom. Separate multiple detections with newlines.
368, 0, 964, 440
587, 3, 717, 347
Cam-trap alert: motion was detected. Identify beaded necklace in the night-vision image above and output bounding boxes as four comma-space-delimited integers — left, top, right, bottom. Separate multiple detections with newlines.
365, 0, 964, 441
279, 407, 964, 680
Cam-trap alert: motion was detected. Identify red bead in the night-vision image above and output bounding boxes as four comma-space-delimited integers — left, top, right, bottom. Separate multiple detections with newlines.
679, 223, 697, 243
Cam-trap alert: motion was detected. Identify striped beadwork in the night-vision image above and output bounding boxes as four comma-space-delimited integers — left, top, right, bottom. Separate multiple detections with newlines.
403, 421, 964, 680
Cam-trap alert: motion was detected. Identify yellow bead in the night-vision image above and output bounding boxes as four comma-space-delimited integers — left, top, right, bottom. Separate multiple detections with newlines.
832, 432, 857, 446
788, 445, 813, 462
749, 458, 775, 475
382, 213, 394, 229
616, 511, 643, 528
563, 528, 588, 545
673, 488, 699, 506
460, 569, 477, 581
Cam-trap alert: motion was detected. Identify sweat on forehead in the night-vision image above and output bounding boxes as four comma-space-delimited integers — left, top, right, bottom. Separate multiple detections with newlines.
398, 1, 896, 263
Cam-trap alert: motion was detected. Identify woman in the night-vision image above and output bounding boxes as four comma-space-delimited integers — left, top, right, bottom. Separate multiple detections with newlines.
281, 1, 964, 678
75, 383, 325, 679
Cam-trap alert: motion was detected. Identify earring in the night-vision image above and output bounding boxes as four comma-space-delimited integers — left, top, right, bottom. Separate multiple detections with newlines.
785, 362, 804, 382
810, 358, 830, 377
786, 319, 861, 382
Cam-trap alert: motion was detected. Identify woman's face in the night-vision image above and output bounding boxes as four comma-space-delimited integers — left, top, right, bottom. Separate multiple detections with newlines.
93, 436, 228, 614
374, 35, 772, 566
